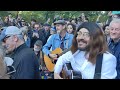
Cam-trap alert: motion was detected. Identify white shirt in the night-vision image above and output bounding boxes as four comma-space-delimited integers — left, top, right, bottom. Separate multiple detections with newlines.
54, 50, 117, 79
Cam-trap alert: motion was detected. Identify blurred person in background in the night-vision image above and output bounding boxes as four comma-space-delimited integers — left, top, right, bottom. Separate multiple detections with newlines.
20, 26, 31, 48
67, 23, 76, 35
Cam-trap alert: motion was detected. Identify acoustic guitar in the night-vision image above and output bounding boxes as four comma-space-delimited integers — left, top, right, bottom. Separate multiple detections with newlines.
44, 48, 70, 72
44, 48, 62, 72
61, 63, 82, 79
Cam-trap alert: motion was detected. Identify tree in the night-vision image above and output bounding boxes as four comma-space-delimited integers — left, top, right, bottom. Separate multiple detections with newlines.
0, 11, 108, 24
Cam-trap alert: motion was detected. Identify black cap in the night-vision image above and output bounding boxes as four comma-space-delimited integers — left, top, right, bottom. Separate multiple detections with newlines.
34, 40, 43, 47
54, 20, 66, 25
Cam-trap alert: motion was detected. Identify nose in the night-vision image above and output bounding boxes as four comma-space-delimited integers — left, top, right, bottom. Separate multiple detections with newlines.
2, 42, 5, 46
110, 29, 116, 34
77, 34, 85, 40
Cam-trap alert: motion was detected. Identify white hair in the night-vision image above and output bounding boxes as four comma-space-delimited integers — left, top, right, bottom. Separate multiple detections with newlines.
16, 34, 24, 41
20, 26, 29, 35
109, 19, 120, 26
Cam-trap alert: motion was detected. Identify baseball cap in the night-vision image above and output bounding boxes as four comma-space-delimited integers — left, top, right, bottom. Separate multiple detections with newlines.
0, 27, 7, 41
0, 26, 22, 41
54, 20, 66, 25
1, 27, 7, 31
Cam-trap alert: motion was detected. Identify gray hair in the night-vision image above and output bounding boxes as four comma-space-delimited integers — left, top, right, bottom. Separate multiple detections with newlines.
20, 26, 29, 35
16, 34, 24, 41
109, 19, 120, 26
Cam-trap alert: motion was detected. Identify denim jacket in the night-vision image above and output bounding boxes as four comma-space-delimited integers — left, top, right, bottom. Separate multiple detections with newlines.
42, 32, 73, 56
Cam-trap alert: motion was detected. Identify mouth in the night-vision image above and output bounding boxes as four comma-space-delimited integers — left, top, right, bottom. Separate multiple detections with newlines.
77, 39, 88, 49
110, 34, 117, 38
78, 41, 87, 46
77, 39, 87, 44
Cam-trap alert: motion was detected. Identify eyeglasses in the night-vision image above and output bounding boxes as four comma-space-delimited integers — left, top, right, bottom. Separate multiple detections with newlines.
3, 35, 12, 43
77, 32, 90, 38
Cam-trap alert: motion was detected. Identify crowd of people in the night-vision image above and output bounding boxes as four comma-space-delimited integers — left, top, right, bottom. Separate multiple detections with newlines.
0, 11, 120, 79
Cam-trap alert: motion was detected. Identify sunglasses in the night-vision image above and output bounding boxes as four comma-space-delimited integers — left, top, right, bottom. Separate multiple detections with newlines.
3, 35, 12, 42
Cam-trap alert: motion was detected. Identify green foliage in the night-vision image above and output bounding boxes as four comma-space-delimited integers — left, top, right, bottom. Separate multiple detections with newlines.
0, 11, 109, 24
0, 11, 10, 19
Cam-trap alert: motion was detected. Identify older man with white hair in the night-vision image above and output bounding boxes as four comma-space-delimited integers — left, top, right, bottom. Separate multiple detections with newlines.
20, 26, 31, 47
108, 19, 120, 79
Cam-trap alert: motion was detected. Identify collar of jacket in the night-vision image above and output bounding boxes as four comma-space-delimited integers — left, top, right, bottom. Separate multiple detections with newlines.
55, 32, 70, 40
13, 43, 27, 54
109, 38, 120, 45
10, 43, 27, 60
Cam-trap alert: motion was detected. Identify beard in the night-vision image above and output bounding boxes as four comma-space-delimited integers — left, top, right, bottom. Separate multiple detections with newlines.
78, 47, 86, 51
77, 39, 90, 51
78, 45, 89, 51
57, 30, 61, 34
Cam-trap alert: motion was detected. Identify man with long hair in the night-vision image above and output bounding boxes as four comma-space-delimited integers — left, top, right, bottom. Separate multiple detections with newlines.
54, 22, 117, 79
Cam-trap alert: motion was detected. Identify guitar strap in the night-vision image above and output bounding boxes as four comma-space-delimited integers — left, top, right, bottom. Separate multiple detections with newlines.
94, 54, 103, 79
65, 39, 69, 49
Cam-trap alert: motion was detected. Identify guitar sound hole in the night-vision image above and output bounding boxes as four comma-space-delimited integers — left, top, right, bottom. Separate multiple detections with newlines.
53, 60, 57, 64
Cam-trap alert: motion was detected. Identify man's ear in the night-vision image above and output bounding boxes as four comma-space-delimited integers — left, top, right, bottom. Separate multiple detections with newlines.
13, 35, 18, 42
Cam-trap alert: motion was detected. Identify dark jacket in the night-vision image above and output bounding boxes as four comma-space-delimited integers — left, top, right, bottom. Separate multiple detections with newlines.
30, 30, 46, 48
42, 29, 51, 44
11, 43, 40, 79
108, 39, 120, 79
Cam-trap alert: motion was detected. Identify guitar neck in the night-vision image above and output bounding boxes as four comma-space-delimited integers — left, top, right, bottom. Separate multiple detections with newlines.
59, 48, 71, 57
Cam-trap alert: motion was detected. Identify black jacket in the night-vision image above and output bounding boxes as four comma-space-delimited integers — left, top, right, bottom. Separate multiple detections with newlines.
42, 29, 51, 43
11, 43, 40, 79
30, 30, 46, 48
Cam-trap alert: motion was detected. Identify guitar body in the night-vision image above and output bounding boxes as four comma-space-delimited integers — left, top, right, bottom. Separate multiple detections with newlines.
61, 63, 82, 79
44, 48, 63, 72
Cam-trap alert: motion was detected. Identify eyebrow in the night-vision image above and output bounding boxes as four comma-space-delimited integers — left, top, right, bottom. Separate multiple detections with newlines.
78, 31, 89, 33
